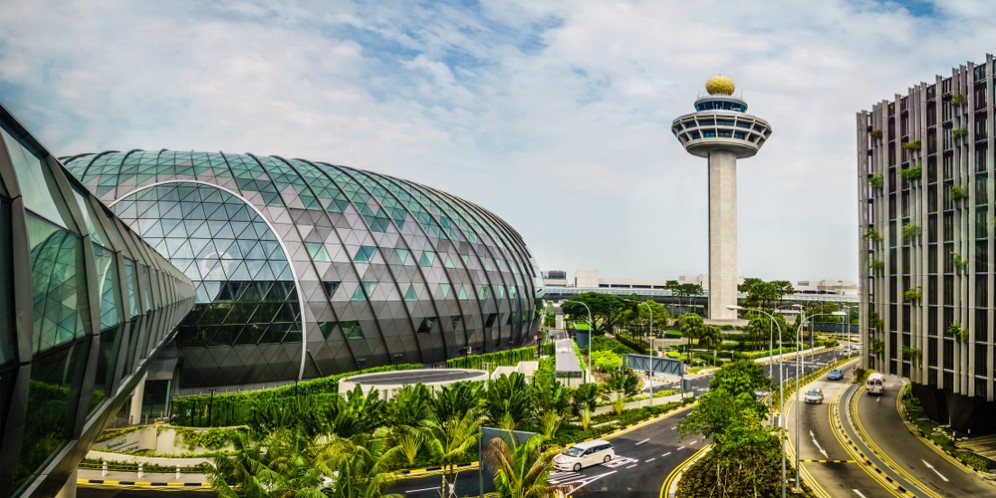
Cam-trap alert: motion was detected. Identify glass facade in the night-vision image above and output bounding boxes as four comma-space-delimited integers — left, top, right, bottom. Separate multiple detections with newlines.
0, 104, 195, 498
63, 150, 539, 388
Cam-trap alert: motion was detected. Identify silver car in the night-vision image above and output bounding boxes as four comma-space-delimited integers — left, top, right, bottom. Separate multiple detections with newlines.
804, 388, 824, 404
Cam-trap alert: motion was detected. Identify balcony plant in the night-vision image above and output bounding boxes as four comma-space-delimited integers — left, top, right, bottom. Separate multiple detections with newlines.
870, 128, 883, 140
869, 259, 885, 271
952, 127, 969, 140
946, 321, 969, 341
902, 140, 922, 151
951, 185, 969, 202
951, 252, 969, 272
900, 165, 922, 181
867, 174, 884, 190
950, 93, 968, 106
862, 227, 883, 243
902, 223, 921, 242
903, 286, 922, 302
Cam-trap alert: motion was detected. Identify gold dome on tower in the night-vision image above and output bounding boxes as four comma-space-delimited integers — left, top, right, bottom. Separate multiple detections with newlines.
705, 75, 735, 96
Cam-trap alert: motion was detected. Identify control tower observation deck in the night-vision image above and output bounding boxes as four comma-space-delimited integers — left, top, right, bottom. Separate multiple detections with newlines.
672, 75, 772, 320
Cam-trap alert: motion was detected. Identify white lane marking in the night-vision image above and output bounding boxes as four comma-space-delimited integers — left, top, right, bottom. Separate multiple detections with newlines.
625, 464, 638, 469
635, 438, 650, 446
677, 446, 686, 451
853, 490, 867, 498
661, 452, 672, 457
406, 487, 439, 494
563, 470, 617, 494
670, 426, 676, 430
921, 459, 949, 482
809, 429, 829, 459
645, 458, 656, 463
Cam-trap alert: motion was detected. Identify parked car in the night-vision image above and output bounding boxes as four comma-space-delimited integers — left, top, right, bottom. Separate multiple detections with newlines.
804, 388, 824, 404
827, 368, 843, 381
553, 439, 615, 472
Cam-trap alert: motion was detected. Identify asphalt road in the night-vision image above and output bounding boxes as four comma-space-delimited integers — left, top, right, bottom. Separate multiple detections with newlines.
791, 369, 895, 498
852, 375, 996, 498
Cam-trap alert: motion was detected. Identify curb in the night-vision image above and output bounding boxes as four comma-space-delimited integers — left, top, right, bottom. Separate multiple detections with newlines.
896, 383, 996, 481
77, 478, 212, 489
827, 386, 918, 497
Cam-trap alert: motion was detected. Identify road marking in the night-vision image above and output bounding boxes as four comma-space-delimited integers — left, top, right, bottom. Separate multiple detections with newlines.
809, 429, 829, 458
405, 487, 439, 494
625, 464, 637, 469
635, 438, 650, 446
921, 459, 949, 482
661, 452, 671, 457
561, 470, 616, 494
677, 446, 685, 451
645, 458, 656, 463
852, 489, 867, 497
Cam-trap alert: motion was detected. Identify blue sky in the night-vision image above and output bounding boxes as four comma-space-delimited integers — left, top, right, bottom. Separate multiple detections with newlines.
2, 0, 995, 283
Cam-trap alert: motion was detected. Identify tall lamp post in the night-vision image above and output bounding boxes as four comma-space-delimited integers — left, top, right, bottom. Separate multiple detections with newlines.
641, 302, 655, 406
728, 304, 786, 498
571, 301, 594, 383
792, 310, 846, 491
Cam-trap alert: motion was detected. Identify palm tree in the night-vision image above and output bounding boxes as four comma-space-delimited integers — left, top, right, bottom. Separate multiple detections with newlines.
484, 373, 531, 430
314, 433, 404, 498
480, 434, 565, 498
210, 428, 326, 498
422, 410, 484, 497
677, 313, 705, 348
431, 381, 482, 422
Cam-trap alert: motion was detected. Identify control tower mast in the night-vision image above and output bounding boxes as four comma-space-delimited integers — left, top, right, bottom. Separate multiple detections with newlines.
672, 76, 772, 320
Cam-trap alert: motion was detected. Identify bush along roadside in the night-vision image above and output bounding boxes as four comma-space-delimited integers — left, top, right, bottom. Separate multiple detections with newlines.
900, 386, 995, 473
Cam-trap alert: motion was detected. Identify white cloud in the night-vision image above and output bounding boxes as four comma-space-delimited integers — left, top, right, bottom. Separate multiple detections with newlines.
2, 0, 996, 284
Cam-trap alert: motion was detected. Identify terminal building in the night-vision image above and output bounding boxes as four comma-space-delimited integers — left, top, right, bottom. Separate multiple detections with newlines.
858, 54, 996, 432
1, 101, 541, 495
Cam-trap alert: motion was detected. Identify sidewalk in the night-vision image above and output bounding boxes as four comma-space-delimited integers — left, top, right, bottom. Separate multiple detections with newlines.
77, 469, 211, 487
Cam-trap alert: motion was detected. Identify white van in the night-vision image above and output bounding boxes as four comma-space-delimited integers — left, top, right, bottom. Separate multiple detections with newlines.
866, 373, 885, 395
553, 439, 615, 471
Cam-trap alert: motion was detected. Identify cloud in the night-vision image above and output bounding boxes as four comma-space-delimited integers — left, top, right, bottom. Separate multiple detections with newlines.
2, 0, 996, 283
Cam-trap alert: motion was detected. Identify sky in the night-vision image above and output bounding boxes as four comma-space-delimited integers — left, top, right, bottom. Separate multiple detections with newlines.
2, 0, 995, 284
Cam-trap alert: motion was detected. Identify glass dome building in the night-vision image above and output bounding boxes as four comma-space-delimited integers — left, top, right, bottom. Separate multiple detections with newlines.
64, 150, 540, 388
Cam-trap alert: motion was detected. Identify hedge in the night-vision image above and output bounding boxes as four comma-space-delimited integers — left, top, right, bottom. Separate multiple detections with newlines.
445, 346, 538, 370
172, 363, 423, 427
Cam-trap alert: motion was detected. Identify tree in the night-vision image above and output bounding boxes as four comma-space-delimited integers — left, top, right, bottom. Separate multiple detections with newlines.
562, 293, 639, 335
480, 434, 564, 498
570, 383, 599, 417
698, 325, 723, 353
422, 410, 483, 498
602, 369, 640, 415
484, 373, 531, 430
627, 300, 669, 340
317, 433, 404, 498
677, 313, 705, 347
432, 381, 482, 423
676, 360, 780, 496
738, 278, 778, 309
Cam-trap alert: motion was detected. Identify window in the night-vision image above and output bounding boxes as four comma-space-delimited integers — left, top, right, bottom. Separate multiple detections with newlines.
342, 321, 364, 340
418, 251, 436, 267
417, 318, 435, 334
353, 245, 377, 263
306, 242, 331, 262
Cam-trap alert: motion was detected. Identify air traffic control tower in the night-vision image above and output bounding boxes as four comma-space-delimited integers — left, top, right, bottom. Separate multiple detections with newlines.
672, 76, 772, 320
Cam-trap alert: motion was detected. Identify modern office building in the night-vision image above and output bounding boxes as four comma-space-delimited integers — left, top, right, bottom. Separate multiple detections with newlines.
64, 151, 540, 389
0, 104, 195, 497
672, 75, 773, 320
858, 54, 996, 432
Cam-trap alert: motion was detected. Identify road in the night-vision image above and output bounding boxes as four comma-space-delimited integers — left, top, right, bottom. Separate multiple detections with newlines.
790, 366, 895, 498
851, 375, 996, 498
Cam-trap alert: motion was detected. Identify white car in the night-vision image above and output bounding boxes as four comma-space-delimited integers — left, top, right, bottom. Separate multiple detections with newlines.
553, 440, 615, 471
804, 388, 824, 404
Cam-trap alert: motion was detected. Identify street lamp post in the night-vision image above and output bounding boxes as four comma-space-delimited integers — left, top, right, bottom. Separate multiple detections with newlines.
571, 301, 594, 383
793, 310, 846, 491
642, 302, 655, 406
728, 304, 786, 498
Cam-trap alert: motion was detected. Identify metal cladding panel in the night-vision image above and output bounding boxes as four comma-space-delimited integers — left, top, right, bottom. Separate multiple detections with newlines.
63, 150, 538, 387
